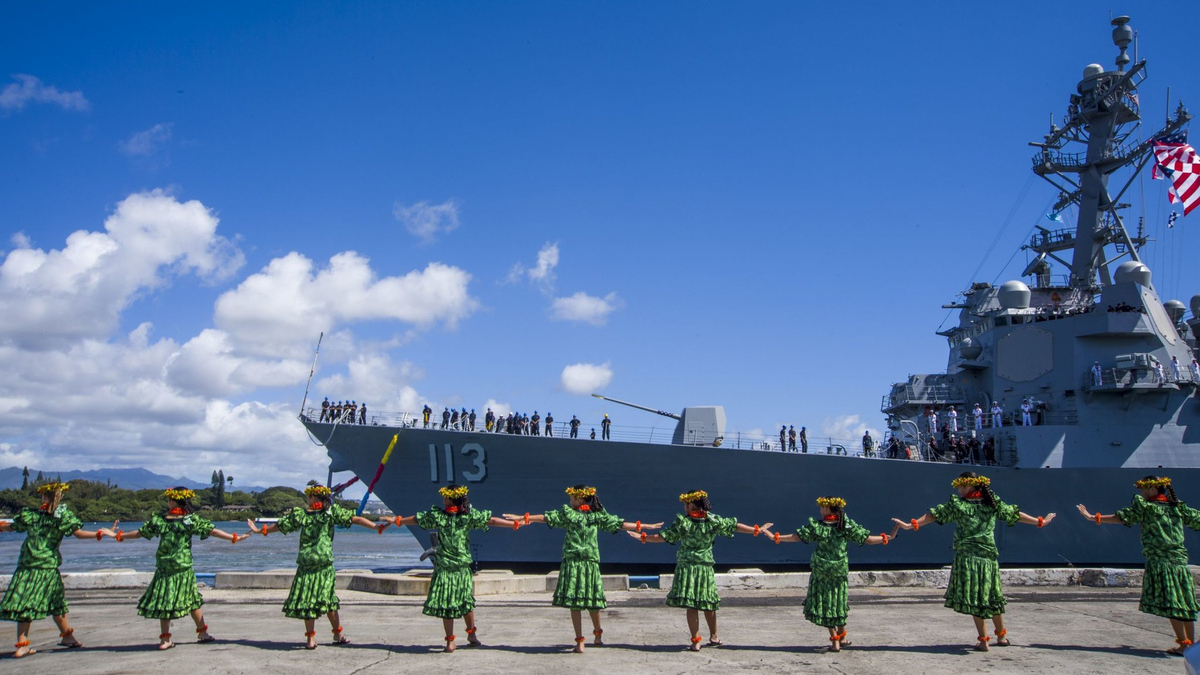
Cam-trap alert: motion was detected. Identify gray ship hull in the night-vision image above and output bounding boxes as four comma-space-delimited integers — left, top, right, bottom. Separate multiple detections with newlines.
305, 420, 1200, 569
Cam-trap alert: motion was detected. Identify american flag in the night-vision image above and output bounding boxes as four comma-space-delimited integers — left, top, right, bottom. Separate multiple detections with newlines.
1153, 131, 1200, 216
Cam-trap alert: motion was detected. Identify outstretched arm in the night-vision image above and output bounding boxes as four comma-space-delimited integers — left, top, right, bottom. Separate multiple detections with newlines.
1076, 504, 1124, 525
502, 513, 546, 525
209, 528, 252, 543
490, 516, 521, 529
733, 522, 774, 536
349, 516, 379, 530
71, 527, 109, 540
626, 530, 665, 544
619, 520, 663, 532
892, 513, 936, 531
1016, 511, 1056, 526
865, 523, 903, 545
246, 519, 280, 535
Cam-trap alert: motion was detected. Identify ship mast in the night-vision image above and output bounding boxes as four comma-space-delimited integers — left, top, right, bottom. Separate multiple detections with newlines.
1028, 16, 1190, 291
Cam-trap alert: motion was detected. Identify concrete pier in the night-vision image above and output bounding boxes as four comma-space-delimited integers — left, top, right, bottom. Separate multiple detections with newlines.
3, 584, 1196, 674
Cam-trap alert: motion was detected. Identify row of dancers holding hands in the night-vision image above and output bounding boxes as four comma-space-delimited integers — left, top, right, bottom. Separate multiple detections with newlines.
2, 473, 1196, 658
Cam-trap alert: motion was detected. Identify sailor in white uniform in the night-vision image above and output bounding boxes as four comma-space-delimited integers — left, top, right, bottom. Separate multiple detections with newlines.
947, 406, 958, 433
926, 408, 938, 435
1171, 355, 1182, 382
1021, 399, 1033, 426
1154, 359, 1166, 384
973, 403, 983, 431
1192, 358, 1200, 382
1092, 361, 1103, 386
991, 402, 1003, 428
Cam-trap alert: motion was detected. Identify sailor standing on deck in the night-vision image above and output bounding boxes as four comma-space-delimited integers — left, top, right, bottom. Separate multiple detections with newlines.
601, 414, 612, 440
1154, 359, 1166, 384
570, 415, 581, 439
1020, 399, 1032, 427
423, 405, 432, 428
780, 426, 787, 452
545, 413, 554, 436
800, 426, 808, 453
1171, 356, 1182, 382
320, 397, 329, 422
442, 407, 450, 430
947, 406, 958, 433
1192, 358, 1200, 383
927, 408, 938, 435
789, 426, 797, 451
1093, 361, 1104, 386
973, 404, 983, 431
991, 402, 1003, 428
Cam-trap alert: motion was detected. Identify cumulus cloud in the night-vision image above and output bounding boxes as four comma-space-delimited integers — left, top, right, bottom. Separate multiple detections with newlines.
550, 291, 622, 326
0, 74, 89, 112
393, 199, 460, 243
120, 122, 174, 157
214, 253, 479, 358
506, 242, 559, 292
561, 362, 613, 395
0, 189, 243, 349
820, 414, 881, 445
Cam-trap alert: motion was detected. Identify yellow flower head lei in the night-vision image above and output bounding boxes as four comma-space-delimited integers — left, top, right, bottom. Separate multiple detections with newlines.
951, 475, 991, 489
816, 497, 846, 509
565, 486, 597, 499
1135, 477, 1171, 490
304, 485, 333, 498
439, 485, 469, 500
36, 482, 70, 494
679, 490, 708, 504
163, 488, 195, 502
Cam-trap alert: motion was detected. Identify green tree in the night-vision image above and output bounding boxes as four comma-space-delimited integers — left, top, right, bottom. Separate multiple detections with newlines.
21, 466, 29, 491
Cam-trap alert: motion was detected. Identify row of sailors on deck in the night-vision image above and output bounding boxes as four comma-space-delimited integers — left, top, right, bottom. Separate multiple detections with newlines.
924, 401, 1038, 431
1091, 357, 1200, 386
421, 406, 604, 439
319, 398, 366, 424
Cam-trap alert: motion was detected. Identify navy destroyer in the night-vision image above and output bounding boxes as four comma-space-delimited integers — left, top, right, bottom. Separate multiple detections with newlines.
302, 16, 1199, 569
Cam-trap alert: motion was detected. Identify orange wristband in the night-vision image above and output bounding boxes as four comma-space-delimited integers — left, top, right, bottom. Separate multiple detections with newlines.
640, 532, 647, 544
753, 524, 760, 537
261, 528, 268, 536
513, 520, 520, 531
1037, 516, 1044, 528
395, 516, 402, 527
881, 533, 889, 545
636, 520, 642, 533
910, 518, 919, 531
116, 530, 124, 542
524, 512, 530, 526
1094, 512, 1102, 525
96, 531, 103, 541
774, 531, 780, 544
232, 533, 239, 543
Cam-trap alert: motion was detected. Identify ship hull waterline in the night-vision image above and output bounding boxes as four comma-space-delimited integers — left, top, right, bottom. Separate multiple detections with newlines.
305, 421, 1200, 570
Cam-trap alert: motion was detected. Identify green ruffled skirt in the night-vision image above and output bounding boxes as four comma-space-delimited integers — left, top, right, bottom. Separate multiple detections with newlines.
1140, 557, 1200, 621
423, 567, 475, 619
666, 562, 720, 612
804, 572, 849, 628
944, 553, 1006, 618
1, 567, 68, 622
553, 558, 607, 610
282, 565, 340, 619
137, 569, 204, 619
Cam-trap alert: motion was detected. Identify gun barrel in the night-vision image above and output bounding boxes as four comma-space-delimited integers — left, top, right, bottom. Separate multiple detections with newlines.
591, 394, 682, 420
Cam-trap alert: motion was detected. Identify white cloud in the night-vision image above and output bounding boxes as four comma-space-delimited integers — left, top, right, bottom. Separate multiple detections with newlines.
482, 398, 511, 417
0, 74, 89, 112
120, 122, 174, 157
393, 199, 460, 243
0, 189, 243, 349
820, 414, 881, 445
314, 352, 422, 412
214, 253, 478, 358
550, 291, 622, 326
506, 242, 559, 292
561, 362, 613, 395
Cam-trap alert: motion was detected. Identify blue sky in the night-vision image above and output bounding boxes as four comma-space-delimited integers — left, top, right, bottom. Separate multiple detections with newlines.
1, 2, 1198, 490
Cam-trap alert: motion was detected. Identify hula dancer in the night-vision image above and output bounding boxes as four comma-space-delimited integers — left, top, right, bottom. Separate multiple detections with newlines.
892, 472, 1055, 651
0, 482, 110, 658
503, 485, 663, 652
246, 482, 381, 649
762, 497, 900, 652
630, 489, 770, 651
1077, 476, 1200, 655
112, 487, 250, 649
386, 485, 520, 652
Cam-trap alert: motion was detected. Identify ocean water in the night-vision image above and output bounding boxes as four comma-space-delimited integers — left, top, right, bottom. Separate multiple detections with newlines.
0, 522, 430, 573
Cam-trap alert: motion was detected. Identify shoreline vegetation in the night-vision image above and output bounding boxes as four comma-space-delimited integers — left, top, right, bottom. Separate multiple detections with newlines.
0, 478, 373, 522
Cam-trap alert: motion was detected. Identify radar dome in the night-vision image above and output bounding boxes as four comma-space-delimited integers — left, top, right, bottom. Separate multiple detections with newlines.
999, 280, 1031, 310
1164, 300, 1187, 322
1113, 261, 1152, 286
960, 337, 983, 359
1083, 63, 1104, 78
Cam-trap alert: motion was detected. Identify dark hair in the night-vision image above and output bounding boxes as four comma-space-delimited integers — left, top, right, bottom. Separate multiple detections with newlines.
441, 483, 472, 515
684, 489, 712, 515
305, 480, 332, 511
820, 496, 846, 531
1140, 475, 1180, 507
571, 483, 605, 513
958, 471, 997, 508
168, 485, 196, 514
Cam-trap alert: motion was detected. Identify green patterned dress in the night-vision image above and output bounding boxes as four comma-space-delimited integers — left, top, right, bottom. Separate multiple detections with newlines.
1115, 495, 1200, 621
544, 505, 625, 610
661, 513, 738, 611
135, 513, 215, 619
795, 516, 871, 627
275, 505, 354, 619
1, 505, 83, 622
929, 495, 1021, 618
415, 507, 492, 618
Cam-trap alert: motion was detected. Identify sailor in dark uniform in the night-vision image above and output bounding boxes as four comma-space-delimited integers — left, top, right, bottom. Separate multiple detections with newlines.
570, 415, 581, 439
601, 414, 611, 440
788, 425, 797, 451
320, 397, 330, 422
441, 407, 451, 430
545, 412, 554, 437
531, 411, 540, 436
779, 425, 787, 452
359, 402, 366, 425
451, 408, 460, 430
423, 405, 432, 428
485, 408, 495, 432
469, 409, 477, 431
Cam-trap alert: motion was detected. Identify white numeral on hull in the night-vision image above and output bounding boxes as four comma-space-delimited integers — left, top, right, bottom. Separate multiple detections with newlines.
428, 443, 488, 483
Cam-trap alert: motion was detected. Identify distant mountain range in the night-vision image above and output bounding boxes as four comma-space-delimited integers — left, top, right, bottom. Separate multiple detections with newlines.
0, 466, 268, 493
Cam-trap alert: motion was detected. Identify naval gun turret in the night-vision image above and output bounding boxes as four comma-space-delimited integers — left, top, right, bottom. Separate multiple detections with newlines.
591, 394, 726, 447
